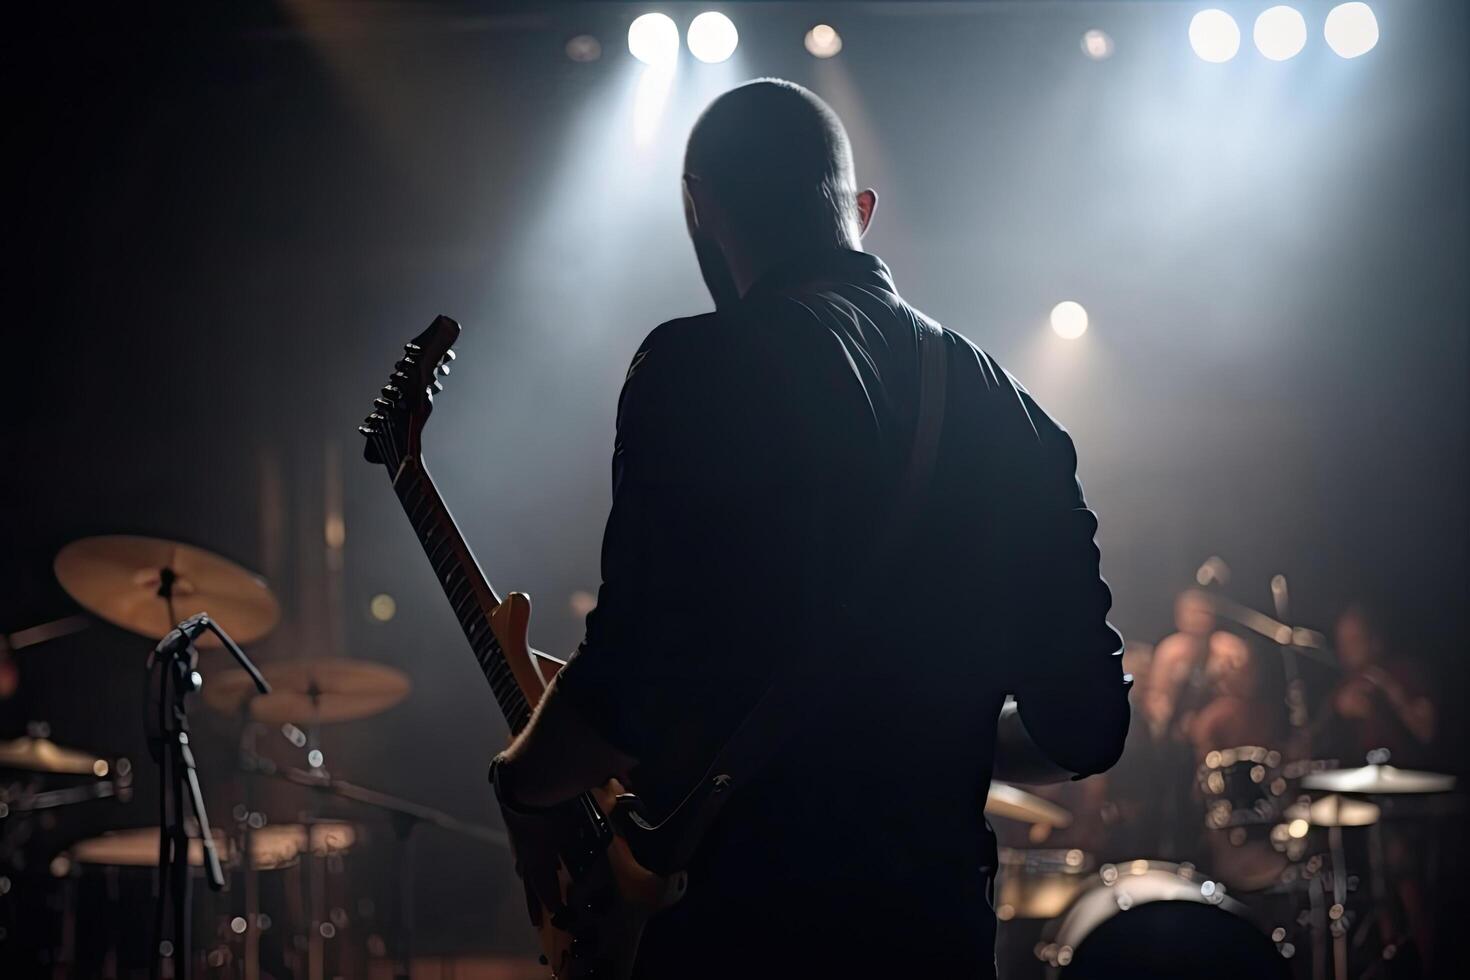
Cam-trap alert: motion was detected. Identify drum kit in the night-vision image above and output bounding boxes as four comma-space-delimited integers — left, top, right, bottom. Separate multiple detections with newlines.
987, 570, 1464, 980
989, 751, 1459, 980
1, 535, 508, 980
4, 536, 1463, 979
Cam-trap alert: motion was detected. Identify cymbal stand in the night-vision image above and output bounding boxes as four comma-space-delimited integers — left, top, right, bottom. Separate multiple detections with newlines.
1271, 575, 1310, 732
303, 706, 325, 980
390, 810, 420, 980
1328, 824, 1350, 980
1308, 872, 1328, 980
237, 717, 264, 980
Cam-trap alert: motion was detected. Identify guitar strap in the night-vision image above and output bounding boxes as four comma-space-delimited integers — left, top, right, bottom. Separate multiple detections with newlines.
645, 312, 949, 830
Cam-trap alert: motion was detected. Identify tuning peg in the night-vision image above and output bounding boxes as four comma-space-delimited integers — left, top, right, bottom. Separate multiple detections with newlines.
435, 362, 451, 377
391, 370, 410, 384
404, 342, 422, 354
373, 397, 393, 411
381, 384, 399, 399
430, 380, 444, 393
443, 349, 457, 361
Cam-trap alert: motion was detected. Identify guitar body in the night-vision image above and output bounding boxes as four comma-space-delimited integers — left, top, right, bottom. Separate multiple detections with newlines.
361, 318, 703, 979
490, 594, 688, 978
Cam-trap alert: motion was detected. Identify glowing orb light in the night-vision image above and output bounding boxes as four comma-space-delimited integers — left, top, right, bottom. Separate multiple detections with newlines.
1254, 6, 1307, 61
687, 11, 738, 64
1050, 301, 1090, 340
628, 12, 680, 67
1325, 2, 1379, 59
1189, 9, 1242, 63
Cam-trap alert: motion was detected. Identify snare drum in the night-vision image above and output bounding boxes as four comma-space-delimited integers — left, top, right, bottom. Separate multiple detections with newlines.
1039, 860, 1289, 979
995, 847, 1094, 921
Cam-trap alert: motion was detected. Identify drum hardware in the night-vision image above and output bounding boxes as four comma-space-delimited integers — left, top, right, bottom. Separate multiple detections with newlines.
203, 658, 412, 726
204, 655, 409, 980
238, 750, 507, 980
996, 847, 1094, 921
1, 615, 92, 654
985, 782, 1073, 830
0, 723, 130, 816
1037, 859, 1291, 979
0, 725, 113, 778
1300, 760, 1455, 796
54, 535, 281, 651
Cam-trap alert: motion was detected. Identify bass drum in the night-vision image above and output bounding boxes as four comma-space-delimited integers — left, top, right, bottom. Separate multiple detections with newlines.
1038, 860, 1290, 980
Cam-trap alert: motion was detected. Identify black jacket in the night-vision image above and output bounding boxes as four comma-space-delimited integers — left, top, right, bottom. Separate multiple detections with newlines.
556, 248, 1129, 977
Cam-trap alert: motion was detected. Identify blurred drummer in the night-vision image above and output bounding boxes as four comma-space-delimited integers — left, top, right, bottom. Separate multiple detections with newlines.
1316, 603, 1440, 972
1318, 603, 1436, 765
1187, 636, 1285, 760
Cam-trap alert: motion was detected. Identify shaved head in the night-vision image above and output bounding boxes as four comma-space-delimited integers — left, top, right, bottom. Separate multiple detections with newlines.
682, 79, 874, 306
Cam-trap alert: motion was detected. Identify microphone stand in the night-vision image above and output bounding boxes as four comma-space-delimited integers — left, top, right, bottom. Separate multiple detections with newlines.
146, 614, 269, 980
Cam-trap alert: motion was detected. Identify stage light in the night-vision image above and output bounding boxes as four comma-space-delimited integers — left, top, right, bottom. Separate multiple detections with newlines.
687, 11, 738, 64
628, 12, 679, 67
1325, 2, 1379, 59
804, 23, 843, 59
1050, 301, 1089, 340
1080, 29, 1114, 61
565, 34, 602, 63
1189, 9, 1241, 64
1254, 6, 1307, 61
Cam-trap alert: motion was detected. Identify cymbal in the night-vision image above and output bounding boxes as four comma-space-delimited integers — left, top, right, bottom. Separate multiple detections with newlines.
204, 658, 410, 724
249, 821, 358, 870
55, 536, 280, 649
986, 782, 1073, 828
0, 736, 109, 776
1285, 794, 1381, 828
1301, 763, 1455, 795
68, 827, 231, 868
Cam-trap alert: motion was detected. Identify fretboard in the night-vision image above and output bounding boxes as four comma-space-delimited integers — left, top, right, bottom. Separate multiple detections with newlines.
390, 458, 534, 734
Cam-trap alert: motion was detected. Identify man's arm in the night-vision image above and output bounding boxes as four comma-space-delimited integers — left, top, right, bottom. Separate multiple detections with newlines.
493, 319, 741, 809
994, 384, 1131, 780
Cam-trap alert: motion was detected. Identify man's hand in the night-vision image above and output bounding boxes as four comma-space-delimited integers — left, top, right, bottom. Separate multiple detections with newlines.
495, 674, 638, 808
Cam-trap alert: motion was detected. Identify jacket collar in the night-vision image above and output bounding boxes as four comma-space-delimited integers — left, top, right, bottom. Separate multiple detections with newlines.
742, 247, 898, 302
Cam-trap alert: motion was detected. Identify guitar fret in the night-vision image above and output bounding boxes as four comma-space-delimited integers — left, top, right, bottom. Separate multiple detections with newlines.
427, 535, 455, 569
383, 458, 533, 734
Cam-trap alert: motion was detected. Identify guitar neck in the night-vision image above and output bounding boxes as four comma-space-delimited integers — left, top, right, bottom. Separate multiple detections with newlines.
390, 457, 534, 734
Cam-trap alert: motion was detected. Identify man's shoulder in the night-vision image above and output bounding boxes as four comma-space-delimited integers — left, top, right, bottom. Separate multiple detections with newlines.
637, 312, 722, 356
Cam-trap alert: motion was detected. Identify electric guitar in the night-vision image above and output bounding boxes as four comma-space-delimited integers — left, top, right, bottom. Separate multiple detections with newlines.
358, 316, 720, 978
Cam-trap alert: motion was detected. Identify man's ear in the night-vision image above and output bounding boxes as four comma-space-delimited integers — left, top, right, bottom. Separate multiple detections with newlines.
682, 175, 706, 232
856, 188, 878, 238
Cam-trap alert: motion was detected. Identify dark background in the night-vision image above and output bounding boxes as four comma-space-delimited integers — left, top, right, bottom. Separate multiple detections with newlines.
5, 0, 1466, 965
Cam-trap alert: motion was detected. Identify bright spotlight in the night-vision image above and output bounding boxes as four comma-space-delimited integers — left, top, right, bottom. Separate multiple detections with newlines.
1080, 29, 1114, 61
1325, 2, 1379, 59
804, 24, 843, 59
687, 11, 738, 64
1189, 9, 1241, 64
1050, 301, 1089, 340
1254, 6, 1307, 61
628, 12, 680, 67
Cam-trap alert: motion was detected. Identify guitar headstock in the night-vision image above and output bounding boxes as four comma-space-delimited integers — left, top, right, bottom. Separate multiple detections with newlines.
359, 315, 461, 470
